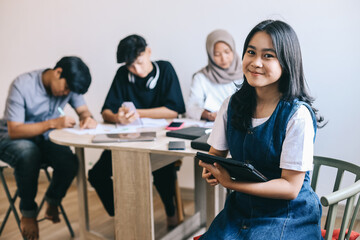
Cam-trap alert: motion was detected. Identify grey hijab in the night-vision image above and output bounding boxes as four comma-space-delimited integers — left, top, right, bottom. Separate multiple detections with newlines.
199, 29, 243, 84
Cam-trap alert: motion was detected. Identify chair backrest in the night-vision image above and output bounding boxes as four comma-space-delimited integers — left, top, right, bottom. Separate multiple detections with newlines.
311, 156, 360, 240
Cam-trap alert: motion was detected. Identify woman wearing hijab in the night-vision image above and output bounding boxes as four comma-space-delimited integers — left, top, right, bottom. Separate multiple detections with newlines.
187, 29, 243, 121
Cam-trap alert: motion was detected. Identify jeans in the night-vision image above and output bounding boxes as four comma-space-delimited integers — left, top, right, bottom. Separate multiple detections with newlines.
0, 136, 78, 218
88, 150, 176, 217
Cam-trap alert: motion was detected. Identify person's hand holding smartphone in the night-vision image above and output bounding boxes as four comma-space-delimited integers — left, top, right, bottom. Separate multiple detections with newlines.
117, 101, 141, 125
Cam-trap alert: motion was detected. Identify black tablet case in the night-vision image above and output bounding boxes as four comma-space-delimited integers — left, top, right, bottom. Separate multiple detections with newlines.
191, 134, 211, 151
166, 126, 210, 140
195, 152, 268, 182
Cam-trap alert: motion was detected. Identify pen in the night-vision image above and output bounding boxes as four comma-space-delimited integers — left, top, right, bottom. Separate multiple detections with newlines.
57, 107, 65, 117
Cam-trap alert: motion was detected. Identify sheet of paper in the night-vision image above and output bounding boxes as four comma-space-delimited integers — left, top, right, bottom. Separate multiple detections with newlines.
63, 118, 210, 135
116, 121, 141, 131
174, 118, 214, 128
63, 123, 137, 135
116, 118, 168, 129
140, 118, 168, 127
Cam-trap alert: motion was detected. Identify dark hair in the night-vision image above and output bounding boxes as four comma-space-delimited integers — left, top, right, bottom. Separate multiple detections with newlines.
54, 56, 91, 94
116, 34, 147, 65
231, 20, 324, 131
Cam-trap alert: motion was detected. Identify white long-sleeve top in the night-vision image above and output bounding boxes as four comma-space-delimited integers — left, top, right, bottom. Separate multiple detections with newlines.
186, 72, 242, 120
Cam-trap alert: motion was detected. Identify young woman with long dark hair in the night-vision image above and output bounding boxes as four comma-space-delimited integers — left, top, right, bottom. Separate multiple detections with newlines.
199, 20, 324, 239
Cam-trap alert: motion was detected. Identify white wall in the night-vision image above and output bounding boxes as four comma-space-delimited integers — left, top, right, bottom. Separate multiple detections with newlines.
1, 0, 359, 195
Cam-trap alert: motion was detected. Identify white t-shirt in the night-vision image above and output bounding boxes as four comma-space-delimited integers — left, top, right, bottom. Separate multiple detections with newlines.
186, 72, 242, 120
208, 97, 315, 172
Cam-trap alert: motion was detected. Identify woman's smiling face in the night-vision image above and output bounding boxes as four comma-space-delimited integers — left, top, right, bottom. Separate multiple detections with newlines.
242, 31, 282, 90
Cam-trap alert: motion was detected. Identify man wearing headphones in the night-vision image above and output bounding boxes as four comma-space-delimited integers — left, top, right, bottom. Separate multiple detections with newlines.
88, 34, 185, 228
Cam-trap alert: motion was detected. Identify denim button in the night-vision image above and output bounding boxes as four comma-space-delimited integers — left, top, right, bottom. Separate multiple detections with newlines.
242, 225, 248, 229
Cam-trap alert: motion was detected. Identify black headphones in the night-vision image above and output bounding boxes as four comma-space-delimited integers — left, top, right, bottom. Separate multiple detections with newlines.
128, 62, 160, 89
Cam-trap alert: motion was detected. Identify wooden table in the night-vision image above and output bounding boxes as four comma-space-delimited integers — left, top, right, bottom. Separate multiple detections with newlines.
49, 128, 223, 240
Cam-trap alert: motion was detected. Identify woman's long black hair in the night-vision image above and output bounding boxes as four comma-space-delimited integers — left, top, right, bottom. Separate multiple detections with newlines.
231, 20, 324, 131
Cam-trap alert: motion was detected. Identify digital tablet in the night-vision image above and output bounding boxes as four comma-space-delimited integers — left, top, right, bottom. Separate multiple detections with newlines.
92, 132, 156, 143
195, 152, 268, 182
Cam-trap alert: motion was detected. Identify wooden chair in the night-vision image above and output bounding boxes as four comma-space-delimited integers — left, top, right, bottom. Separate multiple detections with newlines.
0, 161, 74, 238
194, 156, 360, 240
0, 161, 22, 238
311, 156, 360, 240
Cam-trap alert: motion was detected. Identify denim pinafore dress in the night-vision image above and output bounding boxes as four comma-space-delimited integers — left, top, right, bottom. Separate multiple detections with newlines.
200, 99, 323, 240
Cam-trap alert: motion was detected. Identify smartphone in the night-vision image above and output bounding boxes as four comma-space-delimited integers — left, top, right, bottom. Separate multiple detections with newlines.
166, 121, 184, 130
122, 101, 136, 112
121, 101, 142, 125
168, 141, 185, 150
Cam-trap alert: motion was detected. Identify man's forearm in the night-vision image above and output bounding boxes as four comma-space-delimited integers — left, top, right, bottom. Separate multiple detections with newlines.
7, 120, 55, 139
76, 105, 94, 121
102, 110, 118, 123
78, 110, 93, 120
137, 107, 178, 119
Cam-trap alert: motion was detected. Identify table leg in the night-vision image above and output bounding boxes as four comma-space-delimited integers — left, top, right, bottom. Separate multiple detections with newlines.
206, 185, 226, 228
194, 158, 226, 229
218, 185, 227, 213
194, 159, 207, 227
75, 147, 90, 239
112, 150, 154, 240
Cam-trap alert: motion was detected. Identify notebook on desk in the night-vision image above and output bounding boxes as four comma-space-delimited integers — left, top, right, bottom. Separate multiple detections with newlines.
166, 126, 211, 140
195, 152, 268, 182
92, 132, 156, 143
